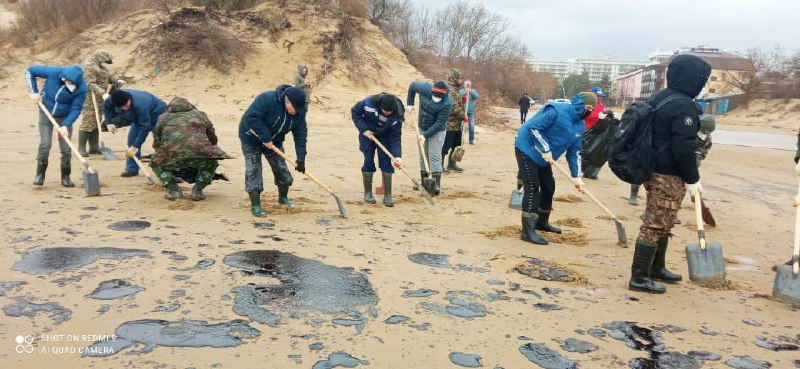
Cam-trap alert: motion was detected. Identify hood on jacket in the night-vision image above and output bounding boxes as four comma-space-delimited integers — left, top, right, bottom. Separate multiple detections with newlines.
568, 94, 586, 118
91, 50, 113, 65
297, 64, 307, 77
275, 84, 306, 114
167, 97, 195, 113
60, 65, 84, 85
667, 54, 712, 98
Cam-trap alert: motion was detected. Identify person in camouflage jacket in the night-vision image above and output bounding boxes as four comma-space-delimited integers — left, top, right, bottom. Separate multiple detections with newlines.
442, 69, 466, 172
78, 50, 122, 157
150, 97, 232, 201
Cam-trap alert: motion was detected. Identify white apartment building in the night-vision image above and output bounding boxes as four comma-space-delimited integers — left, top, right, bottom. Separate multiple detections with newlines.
530, 56, 646, 81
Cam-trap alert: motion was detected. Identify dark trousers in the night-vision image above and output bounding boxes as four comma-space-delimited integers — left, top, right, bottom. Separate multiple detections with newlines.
242, 143, 293, 192
520, 110, 528, 124
359, 135, 394, 173
442, 129, 462, 158
515, 147, 555, 213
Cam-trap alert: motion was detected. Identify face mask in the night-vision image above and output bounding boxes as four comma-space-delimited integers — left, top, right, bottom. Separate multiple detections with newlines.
579, 109, 592, 120
698, 132, 708, 140
432, 96, 443, 103
64, 81, 76, 93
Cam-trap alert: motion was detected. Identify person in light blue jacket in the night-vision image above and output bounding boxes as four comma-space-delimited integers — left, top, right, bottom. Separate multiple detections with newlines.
514, 92, 596, 245
26, 65, 88, 188
459, 79, 479, 144
104, 89, 167, 177
406, 80, 452, 195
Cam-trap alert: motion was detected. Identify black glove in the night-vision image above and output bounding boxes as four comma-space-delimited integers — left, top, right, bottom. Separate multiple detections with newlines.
606, 110, 615, 119
795, 156, 799, 164
295, 160, 305, 173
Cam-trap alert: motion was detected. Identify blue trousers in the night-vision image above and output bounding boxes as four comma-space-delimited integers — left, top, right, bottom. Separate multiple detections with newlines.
467, 113, 475, 144
125, 124, 151, 173
359, 136, 394, 173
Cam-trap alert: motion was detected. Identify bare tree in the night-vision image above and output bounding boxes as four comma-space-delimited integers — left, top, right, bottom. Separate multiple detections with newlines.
721, 46, 784, 107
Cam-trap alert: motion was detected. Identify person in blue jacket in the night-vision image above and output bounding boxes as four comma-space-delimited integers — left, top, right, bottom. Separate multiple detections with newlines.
239, 84, 308, 217
351, 93, 404, 207
459, 79, 479, 145
104, 89, 167, 177
514, 92, 596, 245
406, 80, 452, 195
26, 65, 88, 188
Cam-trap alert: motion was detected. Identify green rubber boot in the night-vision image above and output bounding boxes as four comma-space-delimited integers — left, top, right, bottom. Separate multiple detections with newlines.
382, 172, 394, 207
165, 181, 183, 201
278, 186, 295, 208
249, 191, 266, 217
362, 172, 376, 204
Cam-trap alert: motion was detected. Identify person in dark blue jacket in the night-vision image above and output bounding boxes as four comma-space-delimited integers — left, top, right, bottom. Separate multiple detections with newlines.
351, 93, 404, 207
239, 85, 309, 217
514, 92, 596, 245
104, 89, 167, 177
26, 65, 88, 188
406, 81, 452, 195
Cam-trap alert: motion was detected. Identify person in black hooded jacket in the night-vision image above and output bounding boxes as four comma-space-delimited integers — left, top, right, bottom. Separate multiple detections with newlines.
629, 54, 711, 294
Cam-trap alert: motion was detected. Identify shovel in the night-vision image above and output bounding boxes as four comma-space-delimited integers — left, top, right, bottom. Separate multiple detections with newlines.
368, 134, 434, 206
508, 187, 523, 210
126, 147, 157, 186
450, 88, 470, 162
685, 190, 726, 284
551, 160, 628, 247
248, 129, 346, 218
36, 100, 101, 196
411, 115, 435, 194
772, 178, 800, 305
700, 198, 716, 227
91, 90, 118, 160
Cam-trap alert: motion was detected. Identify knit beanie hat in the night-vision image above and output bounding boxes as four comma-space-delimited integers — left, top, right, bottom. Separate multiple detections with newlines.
284, 87, 306, 110
379, 95, 397, 112
111, 90, 131, 107
432, 81, 448, 99
577, 92, 597, 108
699, 114, 716, 132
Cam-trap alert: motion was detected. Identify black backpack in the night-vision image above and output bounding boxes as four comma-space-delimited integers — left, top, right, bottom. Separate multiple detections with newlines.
608, 95, 690, 185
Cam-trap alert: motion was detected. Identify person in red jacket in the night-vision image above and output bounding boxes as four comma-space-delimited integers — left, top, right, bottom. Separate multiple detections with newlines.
580, 86, 612, 179
583, 87, 605, 131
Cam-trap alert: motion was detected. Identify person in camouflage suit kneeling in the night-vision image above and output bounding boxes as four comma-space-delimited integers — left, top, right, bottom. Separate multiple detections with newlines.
78, 50, 123, 157
150, 97, 232, 201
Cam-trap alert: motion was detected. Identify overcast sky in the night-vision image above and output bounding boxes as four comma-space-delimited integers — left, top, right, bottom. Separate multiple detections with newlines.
407, 0, 799, 61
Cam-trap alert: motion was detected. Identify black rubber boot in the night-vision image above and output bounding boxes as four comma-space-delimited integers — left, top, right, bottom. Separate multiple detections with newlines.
382, 172, 394, 207
121, 171, 139, 177
60, 164, 75, 188
278, 186, 295, 208
88, 130, 101, 154
629, 184, 639, 206
651, 235, 682, 283
191, 182, 207, 201
432, 172, 441, 196
165, 181, 183, 201
33, 160, 47, 186
249, 191, 266, 217
628, 239, 667, 294
77, 131, 89, 157
414, 171, 427, 190
521, 212, 548, 245
447, 156, 463, 172
535, 208, 562, 234
362, 172, 376, 204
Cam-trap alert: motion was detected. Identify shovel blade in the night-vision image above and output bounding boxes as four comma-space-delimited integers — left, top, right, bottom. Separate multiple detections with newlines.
450, 147, 465, 162
685, 241, 726, 284
772, 265, 800, 305
701, 199, 716, 227
410, 178, 435, 205
509, 190, 523, 210
82, 169, 101, 196
614, 219, 628, 247
100, 146, 119, 160
332, 193, 347, 218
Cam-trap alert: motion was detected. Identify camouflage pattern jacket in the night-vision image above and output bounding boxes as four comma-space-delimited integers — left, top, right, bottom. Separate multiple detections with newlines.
446, 82, 466, 131
695, 134, 712, 167
82, 51, 115, 100
151, 97, 233, 168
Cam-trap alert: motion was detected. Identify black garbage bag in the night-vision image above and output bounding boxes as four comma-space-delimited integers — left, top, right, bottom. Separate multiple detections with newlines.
171, 168, 229, 184
581, 117, 620, 178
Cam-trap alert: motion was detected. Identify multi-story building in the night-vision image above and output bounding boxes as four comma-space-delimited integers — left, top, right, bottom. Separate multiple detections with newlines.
530, 56, 646, 81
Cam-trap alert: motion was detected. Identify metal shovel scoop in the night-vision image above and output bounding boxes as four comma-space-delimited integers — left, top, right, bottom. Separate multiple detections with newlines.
772, 178, 800, 305
686, 190, 726, 285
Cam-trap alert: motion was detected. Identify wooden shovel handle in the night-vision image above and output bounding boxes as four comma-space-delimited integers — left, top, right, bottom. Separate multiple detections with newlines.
551, 160, 617, 220
368, 134, 412, 177
127, 147, 156, 183
36, 100, 93, 172
411, 113, 432, 174
693, 190, 706, 251
794, 177, 800, 274
269, 145, 334, 195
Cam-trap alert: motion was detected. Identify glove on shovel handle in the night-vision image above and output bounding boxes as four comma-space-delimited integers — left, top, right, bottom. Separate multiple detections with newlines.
36, 100, 94, 173
693, 190, 706, 251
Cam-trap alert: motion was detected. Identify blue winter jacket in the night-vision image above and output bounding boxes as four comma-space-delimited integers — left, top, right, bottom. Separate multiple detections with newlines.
351, 94, 404, 157
406, 81, 453, 138
515, 95, 586, 177
459, 88, 479, 114
238, 85, 308, 162
26, 65, 88, 127
102, 89, 167, 148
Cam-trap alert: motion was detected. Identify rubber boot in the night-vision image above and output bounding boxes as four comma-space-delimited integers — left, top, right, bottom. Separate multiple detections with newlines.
382, 172, 394, 207
33, 160, 47, 186
362, 172, 376, 204
414, 171, 428, 191
249, 191, 266, 217
88, 130, 102, 154
60, 164, 75, 188
77, 131, 89, 157
191, 182, 207, 201
165, 180, 183, 201
629, 184, 639, 206
432, 172, 441, 196
651, 235, 682, 283
447, 155, 463, 172
278, 186, 295, 208
521, 212, 548, 245
628, 239, 666, 294
535, 208, 562, 234
121, 171, 139, 177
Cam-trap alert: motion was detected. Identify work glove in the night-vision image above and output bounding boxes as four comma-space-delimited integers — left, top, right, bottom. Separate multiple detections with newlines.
795, 160, 800, 176
392, 157, 402, 168
107, 124, 117, 134
516, 178, 524, 191
406, 105, 414, 113
418, 134, 425, 142
685, 181, 703, 195
125, 147, 137, 158
794, 195, 800, 208
572, 177, 585, 193
30, 93, 41, 101
116, 79, 126, 86
362, 130, 375, 139
56, 126, 68, 139
295, 160, 305, 173
102, 93, 110, 101
540, 150, 554, 164
598, 112, 607, 120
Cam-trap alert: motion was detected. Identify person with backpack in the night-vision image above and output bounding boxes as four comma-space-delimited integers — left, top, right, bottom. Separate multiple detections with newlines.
514, 92, 596, 245
611, 54, 711, 294
351, 93, 404, 207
